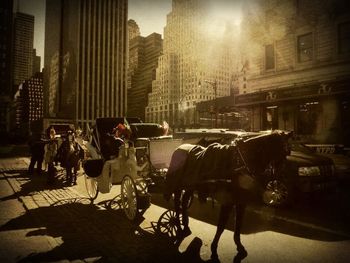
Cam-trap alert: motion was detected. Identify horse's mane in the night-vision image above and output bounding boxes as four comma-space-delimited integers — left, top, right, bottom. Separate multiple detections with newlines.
239, 131, 288, 175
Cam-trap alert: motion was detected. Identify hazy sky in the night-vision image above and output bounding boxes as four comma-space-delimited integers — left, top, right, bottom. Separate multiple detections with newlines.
129, 0, 172, 37
16, 0, 172, 69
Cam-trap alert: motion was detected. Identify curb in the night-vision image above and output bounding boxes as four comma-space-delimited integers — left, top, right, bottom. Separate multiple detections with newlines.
247, 206, 350, 239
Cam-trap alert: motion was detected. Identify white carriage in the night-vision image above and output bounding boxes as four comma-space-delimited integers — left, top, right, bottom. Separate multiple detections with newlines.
81, 118, 182, 220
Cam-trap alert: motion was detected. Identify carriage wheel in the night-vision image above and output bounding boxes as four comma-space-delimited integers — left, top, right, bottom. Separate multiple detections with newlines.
157, 210, 183, 238
84, 174, 99, 201
262, 162, 289, 207
263, 179, 289, 207
121, 175, 138, 221
180, 190, 194, 210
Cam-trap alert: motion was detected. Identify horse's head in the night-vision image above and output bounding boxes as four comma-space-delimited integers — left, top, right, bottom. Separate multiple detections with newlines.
236, 131, 292, 176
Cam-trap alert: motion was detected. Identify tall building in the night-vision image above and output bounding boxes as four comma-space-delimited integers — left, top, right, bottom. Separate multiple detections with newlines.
146, 0, 237, 127
128, 19, 140, 41
0, 0, 13, 137
232, 0, 350, 144
127, 19, 141, 97
13, 12, 34, 87
44, 0, 128, 130
32, 49, 41, 74
127, 32, 163, 121
13, 72, 44, 137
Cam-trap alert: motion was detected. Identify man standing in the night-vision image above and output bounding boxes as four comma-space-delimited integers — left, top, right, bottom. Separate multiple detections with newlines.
28, 132, 46, 175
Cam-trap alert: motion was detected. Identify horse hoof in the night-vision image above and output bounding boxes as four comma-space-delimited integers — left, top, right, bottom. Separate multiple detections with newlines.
210, 243, 219, 261
210, 253, 219, 262
237, 247, 247, 258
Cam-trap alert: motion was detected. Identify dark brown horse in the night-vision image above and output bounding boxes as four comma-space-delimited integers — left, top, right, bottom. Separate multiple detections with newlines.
164, 131, 291, 261
57, 132, 84, 186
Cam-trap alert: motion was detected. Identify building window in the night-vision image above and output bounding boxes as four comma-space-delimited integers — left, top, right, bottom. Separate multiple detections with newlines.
297, 33, 313, 62
297, 101, 320, 135
338, 21, 350, 54
265, 44, 275, 70
264, 106, 278, 130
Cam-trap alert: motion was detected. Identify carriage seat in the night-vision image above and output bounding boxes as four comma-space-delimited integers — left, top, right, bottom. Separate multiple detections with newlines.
100, 134, 124, 160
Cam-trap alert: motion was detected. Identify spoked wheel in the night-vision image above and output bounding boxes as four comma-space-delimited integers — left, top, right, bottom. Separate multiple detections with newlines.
84, 174, 99, 201
121, 175, 138, 220
263, 179, 289, 207
157, 210, 183, 238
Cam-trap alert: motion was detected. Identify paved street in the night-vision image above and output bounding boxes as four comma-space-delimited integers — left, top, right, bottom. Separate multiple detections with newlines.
1, 155, 350, 263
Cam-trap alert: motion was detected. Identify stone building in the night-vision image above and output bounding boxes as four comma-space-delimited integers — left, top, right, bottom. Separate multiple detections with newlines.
13, 12, 34, 87
32, 49, 41, 75
44, 0, 128, 130
13, 72, 43, 137
146, 0, 238, 128
0, 0, 14, 137
235, 0, 350, 143
127, 30, 162, 121
230, 0, 350, 144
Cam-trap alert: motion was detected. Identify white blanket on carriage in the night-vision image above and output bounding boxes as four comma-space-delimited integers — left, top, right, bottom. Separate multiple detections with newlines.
97, 159, 119, 193
96, 145, 147, 193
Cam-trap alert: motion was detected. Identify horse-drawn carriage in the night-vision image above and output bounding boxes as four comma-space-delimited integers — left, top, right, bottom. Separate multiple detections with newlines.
79, 119, 292, 259
81, 117, 183, 220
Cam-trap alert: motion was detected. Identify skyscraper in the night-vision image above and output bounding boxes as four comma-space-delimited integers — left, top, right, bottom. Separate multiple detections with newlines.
127, 31, 162, 121
0, 0, 13, 136
13, 12, 34, 87
13, 72, 44, 137
146, 0, 237, 127
44, 0, 128, 130
128, 19, 140, 42
32, 49, 41, 74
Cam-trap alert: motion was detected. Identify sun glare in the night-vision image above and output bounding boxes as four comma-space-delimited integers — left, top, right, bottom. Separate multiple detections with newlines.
206, 0, 242, 37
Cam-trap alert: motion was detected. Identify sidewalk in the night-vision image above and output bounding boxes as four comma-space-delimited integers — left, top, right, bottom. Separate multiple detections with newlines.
0, 157, 87, 262
0, 157, 193, 263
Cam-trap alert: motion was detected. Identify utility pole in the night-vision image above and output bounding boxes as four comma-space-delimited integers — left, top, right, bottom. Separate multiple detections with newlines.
204, 80, 217, 128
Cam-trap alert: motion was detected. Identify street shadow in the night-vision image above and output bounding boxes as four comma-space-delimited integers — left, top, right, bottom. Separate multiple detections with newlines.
151, 193, 350, 243
0, 168, 71, 202
0, 197, 210, 263
152, 209, 246, 263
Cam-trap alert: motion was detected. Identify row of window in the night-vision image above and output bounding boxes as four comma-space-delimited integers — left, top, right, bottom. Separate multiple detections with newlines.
264, 21, 350, 70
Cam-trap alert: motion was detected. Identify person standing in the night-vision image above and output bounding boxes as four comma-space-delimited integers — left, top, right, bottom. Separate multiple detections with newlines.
28, 132, 46, 176
44, 127, 58, 184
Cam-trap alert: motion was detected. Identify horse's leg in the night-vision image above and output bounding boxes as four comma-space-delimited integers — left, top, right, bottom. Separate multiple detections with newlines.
72, 161, 79, 185
173, 190, 182, 230
181, 189, 193, 236
234, 204, 247, 256
66, 166, 72, 186
211, 204, 232, 260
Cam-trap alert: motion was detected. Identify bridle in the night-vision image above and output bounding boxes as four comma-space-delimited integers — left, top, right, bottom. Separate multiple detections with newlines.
232, 140, 255, 178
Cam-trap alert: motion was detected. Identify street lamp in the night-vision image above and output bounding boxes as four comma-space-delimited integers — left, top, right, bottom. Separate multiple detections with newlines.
199, 79, 218, 128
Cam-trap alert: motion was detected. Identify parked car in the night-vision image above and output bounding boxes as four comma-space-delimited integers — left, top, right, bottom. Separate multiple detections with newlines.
173, 129, 337, 207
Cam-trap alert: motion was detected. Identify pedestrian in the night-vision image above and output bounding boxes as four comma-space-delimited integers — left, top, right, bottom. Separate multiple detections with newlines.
44, 127, 58, 184
28, 132, 46, 176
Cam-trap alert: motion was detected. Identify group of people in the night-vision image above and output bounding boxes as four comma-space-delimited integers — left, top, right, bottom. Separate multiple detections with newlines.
28, 127, 83, 186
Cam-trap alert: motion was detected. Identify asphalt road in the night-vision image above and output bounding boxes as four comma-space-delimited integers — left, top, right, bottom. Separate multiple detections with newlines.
1, 157, 350, 263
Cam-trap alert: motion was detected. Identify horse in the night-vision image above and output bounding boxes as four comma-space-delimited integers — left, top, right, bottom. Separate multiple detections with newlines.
57, 131, 84, 186
164, 131, 291, 261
